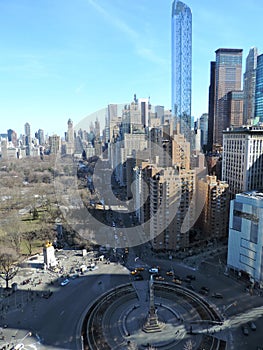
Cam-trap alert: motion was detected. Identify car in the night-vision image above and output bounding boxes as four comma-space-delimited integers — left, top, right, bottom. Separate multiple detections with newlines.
60, 278, 70, 286
186, 274, 196, 280
184, 277, 192, 283
212, 293, 223, 299
135, 274, 143, 281
199, 289, 208, 296
242, 325, 249, 335
149, 268, 159, 274
136, 267, 145, 271
130, 270, 138, 275
248, 321, 256, 330
154, 275, 165, 281
172, 278, 182, 285
166, 270, 174, 276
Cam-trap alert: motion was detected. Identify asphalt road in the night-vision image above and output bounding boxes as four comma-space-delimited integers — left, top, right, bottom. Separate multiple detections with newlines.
1, 243, 263, 350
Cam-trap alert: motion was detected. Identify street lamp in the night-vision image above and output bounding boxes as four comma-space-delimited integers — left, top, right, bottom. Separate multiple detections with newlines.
223, 301, 237, 317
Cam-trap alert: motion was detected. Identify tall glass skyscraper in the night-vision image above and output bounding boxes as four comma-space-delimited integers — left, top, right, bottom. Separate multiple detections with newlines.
171, 0, 192, 138
255, 54, 263, 122
243, 47, 258, 125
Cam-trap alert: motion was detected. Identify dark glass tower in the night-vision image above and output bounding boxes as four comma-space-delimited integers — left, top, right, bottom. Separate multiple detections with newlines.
255, 54, 263, 122
171, 0, 192, 139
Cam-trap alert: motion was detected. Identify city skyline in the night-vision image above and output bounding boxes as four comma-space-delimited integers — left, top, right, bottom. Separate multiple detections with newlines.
1, 0, 262, 136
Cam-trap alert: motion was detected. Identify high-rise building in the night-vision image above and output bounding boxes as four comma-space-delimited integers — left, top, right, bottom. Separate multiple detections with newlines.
227, 191, 263, 283
243, 47, 258, 125
106, 104, 118, 143
49, 134, 61, 155
197, 175, 229, 240
213, 49, 243, 146
255, 54, 263, 122
66, 118, 74, 155
171, 0, 192, 139
37, 129, 45, 145
222, 125, 263, 196
207, 62, 216, 152
226, 90, 244, 128
24, 122, 31, 156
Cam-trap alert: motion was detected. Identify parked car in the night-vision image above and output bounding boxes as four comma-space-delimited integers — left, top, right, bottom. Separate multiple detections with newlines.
248, 321, 256, 330
60, 279, 70, 286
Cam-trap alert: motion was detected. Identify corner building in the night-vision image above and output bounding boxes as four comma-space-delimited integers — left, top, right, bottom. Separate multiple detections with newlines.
227, 191, 263, 284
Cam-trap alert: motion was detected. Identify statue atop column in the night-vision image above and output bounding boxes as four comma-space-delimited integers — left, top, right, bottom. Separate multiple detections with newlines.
142, 274, 164, 333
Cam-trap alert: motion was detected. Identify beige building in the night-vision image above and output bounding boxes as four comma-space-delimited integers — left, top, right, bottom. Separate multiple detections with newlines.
197, 175, 229, 241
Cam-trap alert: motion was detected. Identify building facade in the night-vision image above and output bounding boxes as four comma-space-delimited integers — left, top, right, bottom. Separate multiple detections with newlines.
197, 175, 229, 241
213, 48, 243, 146
255, 54, 263, 122
171, 0, 192, 139
243, 47, 258, 125
222, 126, 263, 196
227, 191, 263, 283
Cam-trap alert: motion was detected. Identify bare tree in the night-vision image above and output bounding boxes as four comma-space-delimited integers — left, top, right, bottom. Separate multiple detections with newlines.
23, 231, 37, 256
0, 248, 19, 289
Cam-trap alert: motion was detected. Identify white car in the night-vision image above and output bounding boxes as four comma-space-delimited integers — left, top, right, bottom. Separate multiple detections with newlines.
60, 278, 70, 286
149, 268, 159, 274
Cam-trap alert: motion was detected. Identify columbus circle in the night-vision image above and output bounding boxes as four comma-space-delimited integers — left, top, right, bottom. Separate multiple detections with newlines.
79, 279, 226, 350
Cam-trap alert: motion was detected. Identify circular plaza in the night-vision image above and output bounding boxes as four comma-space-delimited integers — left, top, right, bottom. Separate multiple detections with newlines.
81, 280, 226, 350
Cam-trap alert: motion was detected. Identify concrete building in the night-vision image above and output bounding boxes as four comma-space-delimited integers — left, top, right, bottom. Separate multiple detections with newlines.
49, 134, 61, 155
227, 191, 263, 284
66, 118, 75, 155
227, 90, 244, 128
197, 175, 229, 241
222, 125, 263, 196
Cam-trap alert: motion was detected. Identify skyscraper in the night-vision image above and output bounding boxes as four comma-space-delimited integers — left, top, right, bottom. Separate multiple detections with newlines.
243, 47, 258, 125
255, 54, 263, 122
213, 48, 243, 146
171, 0, 192, 139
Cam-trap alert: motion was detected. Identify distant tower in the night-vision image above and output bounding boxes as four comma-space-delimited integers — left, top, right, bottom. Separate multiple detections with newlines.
38, 129, 45, 145
94, 117, 100, 139
255, 54, 263, 123
24, 122, 31, 156
213, 48, 243, 146
243, 47, 258, 125
66, 118, 74, 155
171, 0, 192, 139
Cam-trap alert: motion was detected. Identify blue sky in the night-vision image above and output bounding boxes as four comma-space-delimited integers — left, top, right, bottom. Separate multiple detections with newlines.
0, 0, 262, 137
